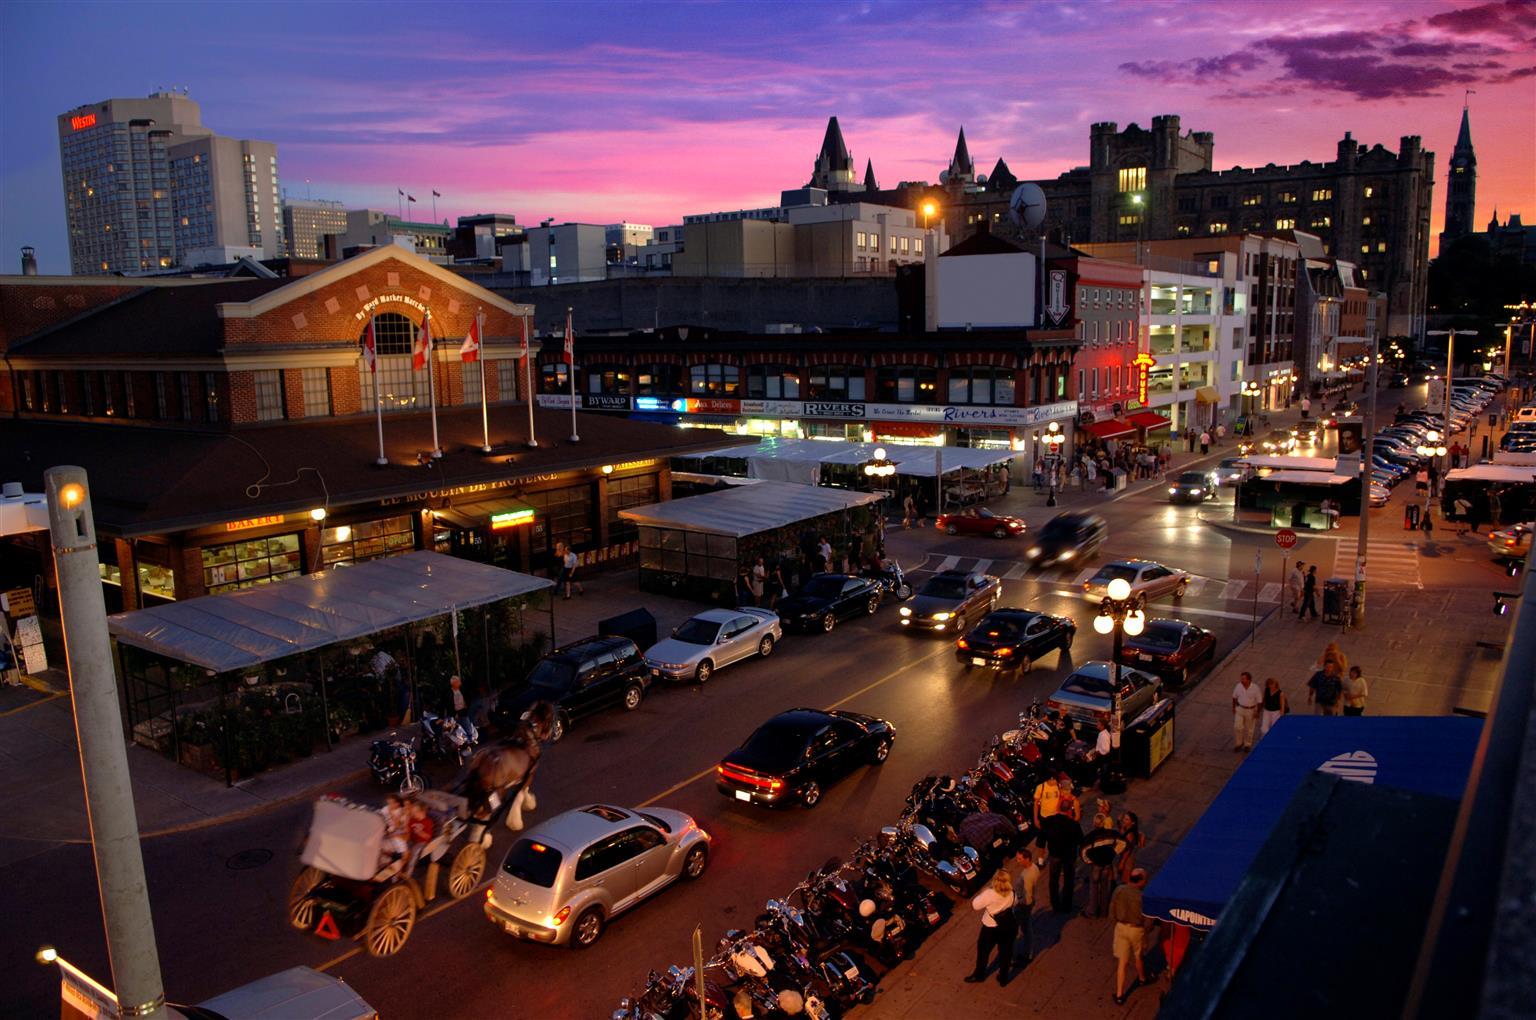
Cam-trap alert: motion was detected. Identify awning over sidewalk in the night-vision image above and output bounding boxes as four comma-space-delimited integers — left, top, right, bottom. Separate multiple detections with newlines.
1141, 716, 1480, 931
619, 480, 881, 538
1080, 418, 1135, 441
1195, 386, 1221, 404
107, 551, 553, 673
1127, 411, 1172, 431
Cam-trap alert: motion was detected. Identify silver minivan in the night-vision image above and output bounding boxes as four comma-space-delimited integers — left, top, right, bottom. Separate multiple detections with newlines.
485, 804, 710, 948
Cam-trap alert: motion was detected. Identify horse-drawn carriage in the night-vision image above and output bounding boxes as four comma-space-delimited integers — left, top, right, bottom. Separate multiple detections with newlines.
288, 790, 489, 956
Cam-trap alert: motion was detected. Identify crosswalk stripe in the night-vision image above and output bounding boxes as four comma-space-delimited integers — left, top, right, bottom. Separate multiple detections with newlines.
973, 559, 993, 576
1003, 562, 1032, 580
1259, 582, 1282, 603
1072, 568, 1097, 585
1226, 580, 1248, 599
935, 555, 961, 572
1185, 577, 1207, 596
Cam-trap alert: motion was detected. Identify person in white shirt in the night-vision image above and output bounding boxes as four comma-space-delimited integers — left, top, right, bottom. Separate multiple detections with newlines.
562, 546, 583, 598
449, 675, 467, 717
1232, 671, 1263, 751
964, 869, 1018, 986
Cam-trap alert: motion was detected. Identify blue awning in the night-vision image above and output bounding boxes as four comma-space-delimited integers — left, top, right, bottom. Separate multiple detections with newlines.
1142, 715, 1481, 930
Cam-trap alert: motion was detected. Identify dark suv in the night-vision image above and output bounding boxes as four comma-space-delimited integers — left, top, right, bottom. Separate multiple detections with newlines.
491, 636, 649, 741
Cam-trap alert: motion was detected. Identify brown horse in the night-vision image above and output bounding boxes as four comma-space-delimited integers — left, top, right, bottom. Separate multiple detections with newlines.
459, 701, 556, 835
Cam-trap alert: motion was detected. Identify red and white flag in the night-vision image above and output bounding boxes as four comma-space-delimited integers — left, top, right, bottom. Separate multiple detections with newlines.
362, 317, 378, 374
516, 315, 530, 361
412, 314, 432, 371
562, 309, 574, 365
459, 317, 481, 363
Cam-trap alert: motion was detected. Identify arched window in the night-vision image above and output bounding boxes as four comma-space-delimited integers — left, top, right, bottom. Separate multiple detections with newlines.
358, 312, 429, 412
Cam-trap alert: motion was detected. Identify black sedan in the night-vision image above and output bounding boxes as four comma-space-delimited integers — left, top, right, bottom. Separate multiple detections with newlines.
776, 573, 882, 633
716, 708, 894, 809
956, 608, 1076, 674
1168, 470, 1217, 504
1115, 618, 1216, 687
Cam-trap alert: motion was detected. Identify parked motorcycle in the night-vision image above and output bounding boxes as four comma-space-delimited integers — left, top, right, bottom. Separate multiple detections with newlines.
860, 560, 912, 601
420, 711, 479, 766
367, 738, 425, 794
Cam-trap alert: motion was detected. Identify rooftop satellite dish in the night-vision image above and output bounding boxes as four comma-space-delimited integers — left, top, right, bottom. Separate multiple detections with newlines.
977, 174, 989, 186
939, 170, 950, 185
1010, 183, 1046, 228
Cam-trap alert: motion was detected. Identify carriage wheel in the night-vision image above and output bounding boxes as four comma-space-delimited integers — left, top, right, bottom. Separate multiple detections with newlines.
364, 885, 417, 957
288, 867, 325, 931
448, 843, 487, 899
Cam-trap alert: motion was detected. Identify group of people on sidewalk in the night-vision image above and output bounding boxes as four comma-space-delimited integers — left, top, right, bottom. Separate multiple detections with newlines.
1231, 641, 1371, 750
963, 778, 1163, 1006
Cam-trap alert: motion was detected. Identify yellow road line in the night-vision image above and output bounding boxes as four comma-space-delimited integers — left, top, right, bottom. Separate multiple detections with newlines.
316, 640, 950, 972
0, 691, 64, 717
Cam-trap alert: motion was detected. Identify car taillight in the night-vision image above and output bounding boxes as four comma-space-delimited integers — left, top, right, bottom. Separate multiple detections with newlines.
552, 906, 571, 926
996, 647, 1013, 656
957, 638, 969, 649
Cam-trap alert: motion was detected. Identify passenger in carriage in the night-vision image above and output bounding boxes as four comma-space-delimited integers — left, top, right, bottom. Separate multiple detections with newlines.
404, 798, 436, 871
380, 794, 408, 866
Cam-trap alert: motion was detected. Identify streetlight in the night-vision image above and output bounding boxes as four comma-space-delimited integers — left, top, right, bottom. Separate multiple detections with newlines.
1093, 577, 1146, 770
1242, 380, 1263, 419
1427, 329, 1476, 432
863, 446, 897, 480
921, 200, 937, 230
1042, 421, 1066, 506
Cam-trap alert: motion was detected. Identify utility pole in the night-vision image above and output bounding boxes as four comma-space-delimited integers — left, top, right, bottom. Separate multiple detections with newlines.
45, 467, 167, 1020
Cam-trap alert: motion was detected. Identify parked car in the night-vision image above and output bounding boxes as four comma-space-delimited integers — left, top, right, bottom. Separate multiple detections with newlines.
716, 708, 894, 809
1046, 661, 1162, 727
485, 804, 710, 948
1211, 458, 1255, 486
1168, 470, 1218, 504
643, 607, 781, 684
1083, 559, 1191, 601
776, 573, 882, 633
899, 569, 1001, 633
956, 608, 1075, 674
1115, 619, 1216, 687
935, 506, 1028, 539
491, 636, 649, 741
1488, 522, 1534, 562
1025, 511, 1108, 568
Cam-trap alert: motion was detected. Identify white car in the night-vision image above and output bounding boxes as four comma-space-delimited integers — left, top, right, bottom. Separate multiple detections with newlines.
644, 608, 781, 684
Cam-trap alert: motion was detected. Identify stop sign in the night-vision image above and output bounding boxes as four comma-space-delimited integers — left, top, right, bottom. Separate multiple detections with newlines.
1276, 528, 1298, 549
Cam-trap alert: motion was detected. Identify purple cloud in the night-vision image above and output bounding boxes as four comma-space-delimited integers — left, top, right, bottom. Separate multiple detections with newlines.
1426, 0, 1532, 34
1121, 51, 1265, 82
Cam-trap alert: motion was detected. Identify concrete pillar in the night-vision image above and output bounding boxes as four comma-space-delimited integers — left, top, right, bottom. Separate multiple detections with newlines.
45, 467, 167, 1020
114, 539, 139, 611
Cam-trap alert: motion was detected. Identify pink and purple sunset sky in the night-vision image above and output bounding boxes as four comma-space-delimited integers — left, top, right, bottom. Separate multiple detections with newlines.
2, 0, 1532, 275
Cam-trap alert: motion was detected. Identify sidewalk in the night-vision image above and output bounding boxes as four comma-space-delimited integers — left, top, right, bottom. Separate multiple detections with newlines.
0, 570, 704, 855
854, 585, 1510, 1019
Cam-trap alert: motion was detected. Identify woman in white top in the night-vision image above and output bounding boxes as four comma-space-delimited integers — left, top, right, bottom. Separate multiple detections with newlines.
965, 869, 1018, 986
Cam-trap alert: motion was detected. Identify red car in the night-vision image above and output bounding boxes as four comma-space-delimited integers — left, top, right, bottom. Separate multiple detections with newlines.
935, 508, 1027, 539
1114, 618, 1216, 688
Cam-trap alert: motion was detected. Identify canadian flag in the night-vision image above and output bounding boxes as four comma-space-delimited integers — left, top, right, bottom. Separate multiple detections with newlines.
516, 315, 530, 360
412, 313, 432, 371
563, 309, 574, 365
459, 317, 481, 363
362, 317, 377, 374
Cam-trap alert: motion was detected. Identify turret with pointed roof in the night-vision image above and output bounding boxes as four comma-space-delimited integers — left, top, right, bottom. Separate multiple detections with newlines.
946, 127, 975, 187
810, 116, 859, 192
1441, 104, 1477, 244
986, 157, 1017, 194
863, 158, 877, 193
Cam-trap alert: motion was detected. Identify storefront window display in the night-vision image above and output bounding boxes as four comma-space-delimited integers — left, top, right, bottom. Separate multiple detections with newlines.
525, 484, 594, 555
320, 514, 415, 567
606, 474, 659, 544
202, 533, 302, 594
136, 563, 176, 601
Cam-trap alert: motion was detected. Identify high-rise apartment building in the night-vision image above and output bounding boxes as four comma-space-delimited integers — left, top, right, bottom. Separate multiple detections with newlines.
58, 92, 282, 274
282, 199, 347, 259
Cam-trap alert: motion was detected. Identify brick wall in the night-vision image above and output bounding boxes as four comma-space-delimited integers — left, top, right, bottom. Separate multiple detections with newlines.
228, 370, 259, 425
0, 281, 146, 350
281, 367, 306, 420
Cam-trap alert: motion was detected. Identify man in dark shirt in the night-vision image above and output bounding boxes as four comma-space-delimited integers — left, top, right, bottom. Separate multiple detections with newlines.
958, 812, 1018, 869
1307, 661, 1344, 716
1298, 565, 1319, 621
1042, 810, 1084, 913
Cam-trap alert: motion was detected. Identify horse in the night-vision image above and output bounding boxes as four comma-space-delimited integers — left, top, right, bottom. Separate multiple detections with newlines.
458, 700, 556, 838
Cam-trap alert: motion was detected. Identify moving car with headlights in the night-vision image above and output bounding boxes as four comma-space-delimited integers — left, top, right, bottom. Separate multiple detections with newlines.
1167, 470, 1218, 504
935, 506, 1028, 539
1292, 422, 1321, 446
1488, 521, 1533, 562
716, 708, 894, 809
643, 608, 780, 684
1046, 661, 1163, 726
776, 573, 882, 633
1026, 511, 1108, 568
491, 636, 648, 741
1211, 458, 1255, 487
900, 569, 1001, 632
1083, 559, 1190, 601
956, 608, 1075, 673
1114, 618, 1216, 688
486, 804, 709, 948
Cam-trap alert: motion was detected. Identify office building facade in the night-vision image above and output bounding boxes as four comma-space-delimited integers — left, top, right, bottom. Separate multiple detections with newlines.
282, 199, 347, 259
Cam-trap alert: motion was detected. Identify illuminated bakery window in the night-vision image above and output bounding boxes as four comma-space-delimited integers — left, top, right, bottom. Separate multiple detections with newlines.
201, 533, 302, 593
320, 514, 415, 567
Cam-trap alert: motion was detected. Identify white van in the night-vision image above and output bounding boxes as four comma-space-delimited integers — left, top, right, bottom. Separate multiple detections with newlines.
1515, 405, 1536, 423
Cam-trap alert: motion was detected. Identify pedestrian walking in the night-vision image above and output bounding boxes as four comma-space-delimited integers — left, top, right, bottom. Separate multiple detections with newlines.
1215, 422, 1225, 445
964, 869, 1018, 986
1110, 869, 1155, 1006
1005, 839, 1045, 966
749, 556, 766, 606
1298, 565, 1319, 620
1415, 466, 1429, 495
1199, 430, 1211, 455
902, 493, 916, 529
1042, 808, 1084, 914
1232, 671, 1263, 751
1033, 458, 1045, 492
1260, 677, 1289, 736
1307, 660, 1344, 716
1288, 561, 1305, 612
1342, 665, 1369, 716
1301, 396, 1311, 419
817, 535, 833, 572
1080, 813, 1127, 918
561, 544, 584, 598
1117, 811, 1145, 883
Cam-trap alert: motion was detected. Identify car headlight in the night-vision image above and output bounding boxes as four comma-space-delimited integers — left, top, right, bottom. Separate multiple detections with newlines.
1191, 488, 1202, 495
1027, 546, 1042, 557
933, 612, 952, 622
1169, 487, 1179, 494
1060, 549, 1075, 559
900, 606, 912, 617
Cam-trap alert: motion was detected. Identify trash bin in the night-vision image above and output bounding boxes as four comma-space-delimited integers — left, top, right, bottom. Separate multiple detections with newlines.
1323, 577, 1349, 623
598, 607, 657, 651
1120, 700, 1176, 780
1404, 503, 1421, 530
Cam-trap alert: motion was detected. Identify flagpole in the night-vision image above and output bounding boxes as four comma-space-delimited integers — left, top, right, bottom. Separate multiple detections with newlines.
567, 306, 580, 443
425, 310, 442, 458
477, 309, 491, 453
523, 314, 538, 449
397, 189, 403, 221
370, 315, 387, 466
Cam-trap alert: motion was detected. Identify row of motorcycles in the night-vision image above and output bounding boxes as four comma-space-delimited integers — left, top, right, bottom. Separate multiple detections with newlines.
614, 702, 1099, 1019
367, 709, 481, 794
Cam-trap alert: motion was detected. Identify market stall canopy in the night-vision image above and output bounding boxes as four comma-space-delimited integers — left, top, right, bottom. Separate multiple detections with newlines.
676, 438, 1014, 480
619, 480, 881, 539
1141, 716, 1480, 931
1080, 419, 1135, 441
108, 551, 553, 674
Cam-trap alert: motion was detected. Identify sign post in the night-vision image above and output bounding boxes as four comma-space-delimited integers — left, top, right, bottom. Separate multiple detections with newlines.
1275, 529, 1298, 629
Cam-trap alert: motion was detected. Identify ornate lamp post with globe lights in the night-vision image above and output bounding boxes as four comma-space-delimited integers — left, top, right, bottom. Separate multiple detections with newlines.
863, 446, 897, 483
1416, 430, 1448, 510
1042, 421, 1066, 506
1093, 577, 1147, 768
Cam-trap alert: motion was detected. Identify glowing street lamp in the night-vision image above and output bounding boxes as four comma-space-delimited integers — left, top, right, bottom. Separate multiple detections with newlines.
1094, 576, 1146, 769
863, 446, 897, 480
921, 201, 938, 230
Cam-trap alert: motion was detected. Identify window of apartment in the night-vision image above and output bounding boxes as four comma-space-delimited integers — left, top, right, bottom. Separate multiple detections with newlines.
587, 365, 631, 395
81, 373, 95, 416
1241, 194, 1262, 207
1376, 241, 1387, 253
1211, 194, 1230, 210
947, 366, 1013, 405
690, 363, 739, 396
857, 231, 867, 248
1119, 213, 1141, 226
1275, 218, 1295, 230
806, 365, 865, 401
914, 237, 924, 255
179, 373, 195, 421
1210, 221, 1228, 234
1311, 188, 1333, 202
1077, 369, 1085, 399
1117, 167, 1146, 192
746, 365, 801, 400
634, 363, 681, 396
1177, 195, 1197, 213
203, 372, 220, 421
1091, 368, 1100, 398
1310, 215, 1331, 228
889, 236, 897, 253
300, 367, 331, 417
253, 369, 284, 421
20, 374, 35, 412
1361, 244, 1370, 254
370, 312, 416, 355
460, 360, 482, 405
541, 362, 572, 392
496, 359, 520, 403
876, 365, 936, 403
1177, 224, 1191, 236
1362, 214, 1372, 226
1363, 185, 1375, 198
899, 236, 909, 253
1278, 191, 1297, 204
